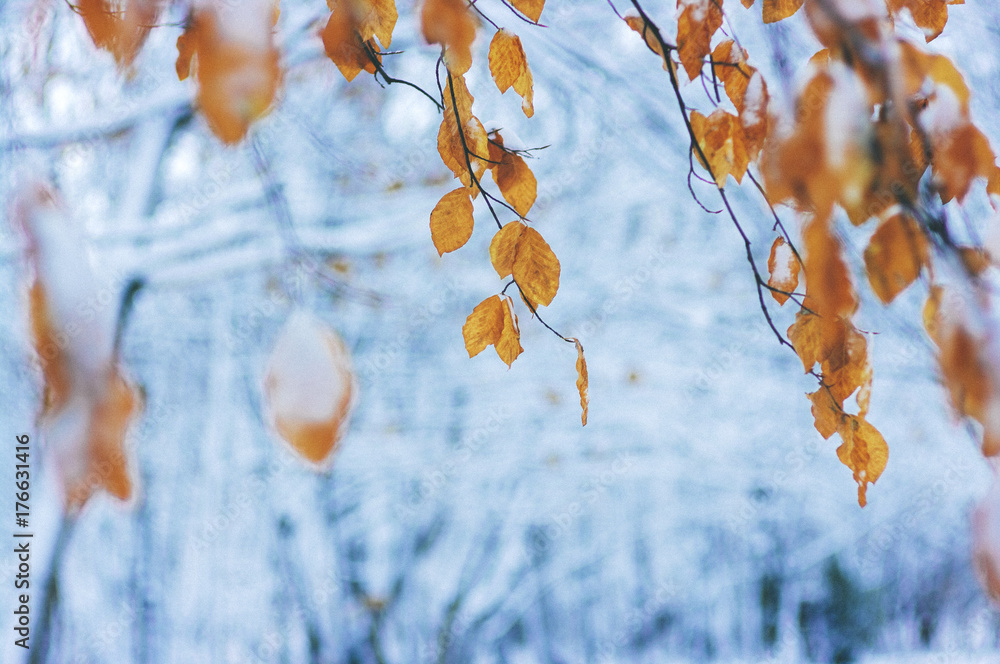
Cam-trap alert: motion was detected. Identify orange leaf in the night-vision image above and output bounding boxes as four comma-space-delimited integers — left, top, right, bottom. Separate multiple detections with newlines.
512, 227, 560, 307
322, 7, 379, 82
430, 188, 475, 255
509, 0, 544, 22
438, 73, 489, 189
625, 15, 665, 61
836, 415, 888, 507
690, 109, 749, 187
886, 0, 952, 42
767, 236, 800, 305
490, 221, 524, 279
494, 151, 537, 217
421, 0, 476, 74
821, 323, 869, 406
488, 29, 527, 93
762, 0, 803, 23
802, 213, 857, 319
495, 296, 523, 367
437, 112, 490, 190
16, 183, 140, 510
463, 295, 505, 357
177, 5, 282, 144
264, 311, 356, 466
808, 388, 843, 439
78, 0, 159, 69
486, 29, 534, 116
571, 338, 589, 426
863, 213, 929, 304
787, 311, 848, 373
676, 0, 724, 82
711, 40, 752, 111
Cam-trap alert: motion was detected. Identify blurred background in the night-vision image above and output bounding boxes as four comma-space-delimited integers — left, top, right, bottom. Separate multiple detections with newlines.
2, 0, 1000, 662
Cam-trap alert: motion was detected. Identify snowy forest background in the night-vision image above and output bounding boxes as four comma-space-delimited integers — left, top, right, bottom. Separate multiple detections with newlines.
2, 0, 1000, 662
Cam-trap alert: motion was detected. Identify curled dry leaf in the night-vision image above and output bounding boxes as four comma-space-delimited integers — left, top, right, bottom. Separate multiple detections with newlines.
863, 213, 929, 304
496, 296, 524, 367
176, 0, 281, 144
767, 236, 800, 305
421, 0, 476, 74
78, 0, 160, 69
430, 188, 475, 255
15, 183, 140, 511
836, 415, 888, 507
570, 338, 589, 426
264, 311, 356, 465
676, 0, 724, 82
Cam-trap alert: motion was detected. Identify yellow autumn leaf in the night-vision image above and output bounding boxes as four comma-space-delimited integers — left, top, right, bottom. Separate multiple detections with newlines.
509, 0, 544, 22
421, 0, 476, 74
462, 295, 505, 357
690, 109, 750, 187
676, 0, 724, 82
494, 151, 537, 217
430, 188, 475, 255
512, 227, 560, 307
808, 388, 843, 440
490, 221, 525, 279
322, 7, 379, 82
496, 296, 524, 366
821, 323, 869, 406
489, 29, 528, 94
762, 0, 803, 23
836, 415, 889, 507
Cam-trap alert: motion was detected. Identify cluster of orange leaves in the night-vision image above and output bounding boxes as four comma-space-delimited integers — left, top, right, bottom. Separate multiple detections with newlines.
626, 0, 1000, 507
320, 0, 585, 423
61, 0, 586, 509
